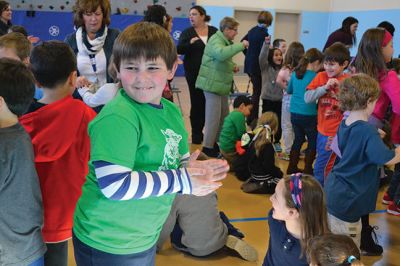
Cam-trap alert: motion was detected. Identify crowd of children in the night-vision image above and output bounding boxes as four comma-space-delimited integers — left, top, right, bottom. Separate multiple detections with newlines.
1, 2, 400, 266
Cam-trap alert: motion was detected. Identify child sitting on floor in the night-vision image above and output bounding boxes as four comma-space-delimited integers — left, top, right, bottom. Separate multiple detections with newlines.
233, 111, 283, 194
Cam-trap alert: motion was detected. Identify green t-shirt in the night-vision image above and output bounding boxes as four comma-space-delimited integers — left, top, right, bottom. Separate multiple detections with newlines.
73, 90, 189, 254
218, 110, 246, 153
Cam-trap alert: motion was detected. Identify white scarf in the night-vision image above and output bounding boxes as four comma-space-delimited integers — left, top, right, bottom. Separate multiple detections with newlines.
76, 26, 108, 55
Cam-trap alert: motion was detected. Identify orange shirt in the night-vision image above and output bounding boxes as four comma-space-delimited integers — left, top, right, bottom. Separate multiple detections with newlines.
307, 71, 349, 136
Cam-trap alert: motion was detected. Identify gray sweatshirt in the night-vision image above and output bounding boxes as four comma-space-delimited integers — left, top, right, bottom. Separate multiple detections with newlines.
0, 123, 46, 266
259, 42, 283, 101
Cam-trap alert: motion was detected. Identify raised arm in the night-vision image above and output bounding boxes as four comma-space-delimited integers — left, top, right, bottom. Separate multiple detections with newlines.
259, 39, 270, 71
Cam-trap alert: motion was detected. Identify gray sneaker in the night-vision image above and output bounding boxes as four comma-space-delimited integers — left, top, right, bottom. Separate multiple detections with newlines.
225, 235, 258, 262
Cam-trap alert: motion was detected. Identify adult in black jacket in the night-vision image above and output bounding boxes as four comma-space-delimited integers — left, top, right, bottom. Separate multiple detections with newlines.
0, 1, 12, 36
241, 11, 273, 125
177, 5, 217, 144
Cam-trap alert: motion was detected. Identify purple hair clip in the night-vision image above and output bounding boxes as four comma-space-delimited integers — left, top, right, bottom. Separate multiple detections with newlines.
289, 173, 302, 208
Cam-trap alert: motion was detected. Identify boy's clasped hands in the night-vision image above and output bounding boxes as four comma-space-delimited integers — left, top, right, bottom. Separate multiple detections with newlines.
186, 150, 229, 196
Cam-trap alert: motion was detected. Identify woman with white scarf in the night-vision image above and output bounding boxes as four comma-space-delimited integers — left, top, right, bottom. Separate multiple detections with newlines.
65, 0, 119, 111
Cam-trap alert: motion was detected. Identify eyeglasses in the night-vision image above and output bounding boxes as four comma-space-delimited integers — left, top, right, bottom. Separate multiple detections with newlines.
229, 28, 238, 32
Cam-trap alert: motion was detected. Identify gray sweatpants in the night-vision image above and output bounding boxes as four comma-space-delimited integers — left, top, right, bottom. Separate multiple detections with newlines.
203, 91, 229, 148
157, 193, 228, 256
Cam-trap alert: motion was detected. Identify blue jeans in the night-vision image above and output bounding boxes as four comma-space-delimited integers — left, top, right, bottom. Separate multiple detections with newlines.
314, 133, 334, 186
73, 233, 156, 266
28, 256, 44, 266
290, 113, 317, 152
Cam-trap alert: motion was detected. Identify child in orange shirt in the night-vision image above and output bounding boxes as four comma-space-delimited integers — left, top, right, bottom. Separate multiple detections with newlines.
304, 43, 350, 186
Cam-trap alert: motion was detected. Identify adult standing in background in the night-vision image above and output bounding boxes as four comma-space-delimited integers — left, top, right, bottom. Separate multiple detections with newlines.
323, 16, 358, 51
242, 11, 273, 125
177, 5, 218, 144
65, 0, 119, 91
196, 17, 249, 157
0, 1, 12, 36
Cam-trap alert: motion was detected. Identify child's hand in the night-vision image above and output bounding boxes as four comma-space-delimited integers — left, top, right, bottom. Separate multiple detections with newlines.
265, 36, 271, 44
76, 76, 91, 88
326, 78, 339, 90
186, 150, 229, 196
378, 128, 387, 139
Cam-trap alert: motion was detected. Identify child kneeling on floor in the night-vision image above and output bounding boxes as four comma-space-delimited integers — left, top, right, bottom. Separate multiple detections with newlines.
233, 111, 284, 194
218, 95, 252, 167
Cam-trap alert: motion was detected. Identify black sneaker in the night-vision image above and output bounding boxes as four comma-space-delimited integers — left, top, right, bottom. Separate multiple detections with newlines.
360, 225, 383, 256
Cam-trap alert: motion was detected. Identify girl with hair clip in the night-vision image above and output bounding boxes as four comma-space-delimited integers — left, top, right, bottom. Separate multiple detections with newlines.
259, 36, 283, 151
353, 28, 400, 256
233, 112, 283, 194
263, 173, 330, 266
308, 234, 364, 266
286, 48, 324, 174
278, 42, 305, 160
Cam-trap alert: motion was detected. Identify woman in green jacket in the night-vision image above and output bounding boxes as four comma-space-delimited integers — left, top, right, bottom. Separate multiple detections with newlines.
196, 17, 249, 157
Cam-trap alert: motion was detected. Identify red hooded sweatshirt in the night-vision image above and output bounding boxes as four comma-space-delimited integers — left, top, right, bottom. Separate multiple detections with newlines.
20, 96, 96, 242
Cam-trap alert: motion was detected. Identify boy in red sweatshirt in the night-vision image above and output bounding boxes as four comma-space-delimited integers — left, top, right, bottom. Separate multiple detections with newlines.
20, 41, 96, 266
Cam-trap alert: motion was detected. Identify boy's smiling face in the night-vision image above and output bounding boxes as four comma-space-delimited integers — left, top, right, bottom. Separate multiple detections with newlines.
117, 57, 176, 105
323, 61, 347, 78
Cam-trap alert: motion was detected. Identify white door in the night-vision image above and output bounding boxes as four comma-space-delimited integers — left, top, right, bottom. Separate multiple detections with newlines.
233, 10, 260, 74
274, 12, 301, 48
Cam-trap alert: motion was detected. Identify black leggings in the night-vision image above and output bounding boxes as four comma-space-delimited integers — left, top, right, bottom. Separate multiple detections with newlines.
44, 241, 68, 266
262, 99, 282, 143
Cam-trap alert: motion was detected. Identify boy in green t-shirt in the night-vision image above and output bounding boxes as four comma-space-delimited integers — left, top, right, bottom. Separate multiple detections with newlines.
72, 22, 229, 265
219, 95, 252, 166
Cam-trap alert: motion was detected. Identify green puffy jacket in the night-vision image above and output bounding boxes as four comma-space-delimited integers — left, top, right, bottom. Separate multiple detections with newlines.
196, 31, 245, 96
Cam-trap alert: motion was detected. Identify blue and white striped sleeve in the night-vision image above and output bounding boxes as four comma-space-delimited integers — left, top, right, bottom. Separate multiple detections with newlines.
94, 160, 192, 200
180, 152, 190, 167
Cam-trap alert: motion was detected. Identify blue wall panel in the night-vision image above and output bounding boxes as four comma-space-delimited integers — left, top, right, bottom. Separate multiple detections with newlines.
300, 11, 330, 52
12, 11, 191, 76
329, 10, 400, 57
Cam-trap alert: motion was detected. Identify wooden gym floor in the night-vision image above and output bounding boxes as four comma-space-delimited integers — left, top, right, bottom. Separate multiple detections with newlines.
67, 76, 400, 266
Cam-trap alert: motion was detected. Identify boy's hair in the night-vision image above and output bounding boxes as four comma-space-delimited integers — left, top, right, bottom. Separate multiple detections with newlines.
30, 41, 77, 89
8, 25, 28, 37
268, 47, 282, 70
254, 112, 278, 156
257, 11, 273, 26
219, 17, 239, 32
0, 32, 31, 61
377, 21, 395, 36
339, 73, 380, 111
112, 22, 177, 71
392, 58, 400, 74
283, 174, 329, 257
307, 234, 363, 266
295, 48, 323, 79
354, 28, 387, 80
324, 42, 350, 65
0, 58, 35, 116
273, 38, 285, 49
233, 95, 251, 108
283, 41, 305, 69
73, 0, 111, 28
